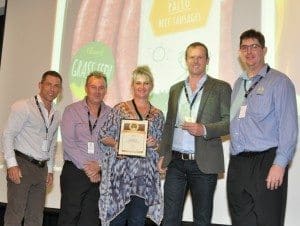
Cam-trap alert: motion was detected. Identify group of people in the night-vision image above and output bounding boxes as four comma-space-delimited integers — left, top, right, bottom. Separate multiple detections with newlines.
1, 28, 298, 226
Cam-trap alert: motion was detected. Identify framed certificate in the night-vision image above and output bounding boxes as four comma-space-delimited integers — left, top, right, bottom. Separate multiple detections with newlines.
118, 119, 148, 157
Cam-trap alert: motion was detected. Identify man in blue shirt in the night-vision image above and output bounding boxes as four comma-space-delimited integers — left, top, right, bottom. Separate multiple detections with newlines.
228, 29, 298, 226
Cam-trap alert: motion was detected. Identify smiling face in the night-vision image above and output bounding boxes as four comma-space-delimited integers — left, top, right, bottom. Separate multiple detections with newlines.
239, 38, 267, 74
186, 45, 209, 77
39, 75, 62, 106
132, 74, 153, 100
85, 76, 107, 105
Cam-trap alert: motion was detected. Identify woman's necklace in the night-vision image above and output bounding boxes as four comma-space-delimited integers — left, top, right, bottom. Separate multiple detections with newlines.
131, 99, 151, 120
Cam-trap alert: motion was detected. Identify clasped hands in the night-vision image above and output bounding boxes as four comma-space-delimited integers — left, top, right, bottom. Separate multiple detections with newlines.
83, 161, 101, 183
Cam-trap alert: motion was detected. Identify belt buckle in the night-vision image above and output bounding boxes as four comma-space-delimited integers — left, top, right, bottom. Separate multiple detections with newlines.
181, 154, 188, 160
33, 159, 46, 168
39, 161, 46, 168
181, 153, 194, 160
37, 161, 44, 167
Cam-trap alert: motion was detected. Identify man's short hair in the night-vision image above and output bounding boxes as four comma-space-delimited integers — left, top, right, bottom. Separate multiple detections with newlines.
85, 71, 107, 87
240, 29, 265, 48
41, 70, 62, 83
185, 42, 209, 60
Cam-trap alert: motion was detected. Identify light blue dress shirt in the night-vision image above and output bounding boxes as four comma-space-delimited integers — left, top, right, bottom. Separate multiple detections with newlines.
172, 75, 207, 154
230, 64, 298, 167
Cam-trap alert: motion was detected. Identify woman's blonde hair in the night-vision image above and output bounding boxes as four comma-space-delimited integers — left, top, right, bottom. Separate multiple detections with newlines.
131, 65, 154, 87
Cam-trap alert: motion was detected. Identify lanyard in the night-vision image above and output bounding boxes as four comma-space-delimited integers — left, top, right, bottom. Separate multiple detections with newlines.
34, 95, 54, 139
87, 105, 101, 136
183, 84, 204, 111
132, 99, 151, 120
244, 66, 270, 98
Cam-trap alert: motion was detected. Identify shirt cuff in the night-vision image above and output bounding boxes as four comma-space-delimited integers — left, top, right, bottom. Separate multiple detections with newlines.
273, 154, 289, 168
6, 157, 18, 168
47, 161, 53, 173
202, 125, 207, 137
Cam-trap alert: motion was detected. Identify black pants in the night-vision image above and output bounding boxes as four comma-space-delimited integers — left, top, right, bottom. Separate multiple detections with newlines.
57, 161, 100, 226
227, 148, 288, 226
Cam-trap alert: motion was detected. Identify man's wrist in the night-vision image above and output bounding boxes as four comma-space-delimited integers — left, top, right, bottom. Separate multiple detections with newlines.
6, 157, 18, 168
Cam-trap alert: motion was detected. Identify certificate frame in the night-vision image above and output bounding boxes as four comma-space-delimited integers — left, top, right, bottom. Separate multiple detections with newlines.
118, 119, 148, 157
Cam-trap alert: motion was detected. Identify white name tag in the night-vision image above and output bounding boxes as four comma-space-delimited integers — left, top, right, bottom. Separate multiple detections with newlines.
87, 142, 95, 154
184, 116, 195, 123
42, 139, 48, 152
239, 105, 247, 118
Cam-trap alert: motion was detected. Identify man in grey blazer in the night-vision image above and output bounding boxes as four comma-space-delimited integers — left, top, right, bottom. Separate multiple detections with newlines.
158, 42, 232, 226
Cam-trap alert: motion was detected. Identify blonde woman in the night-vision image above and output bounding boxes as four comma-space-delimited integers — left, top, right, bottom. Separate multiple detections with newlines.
99, 66, 164, 226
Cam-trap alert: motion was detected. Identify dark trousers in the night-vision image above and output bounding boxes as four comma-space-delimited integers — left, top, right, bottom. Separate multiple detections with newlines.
163, 159, 217, 226
4, 156, 47, 226
109, 196, 149, 226
57, 161, 100, 226
227, 148, 288, 226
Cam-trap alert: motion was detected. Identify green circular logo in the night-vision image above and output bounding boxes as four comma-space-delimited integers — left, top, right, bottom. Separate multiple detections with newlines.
69, 41, 115, 100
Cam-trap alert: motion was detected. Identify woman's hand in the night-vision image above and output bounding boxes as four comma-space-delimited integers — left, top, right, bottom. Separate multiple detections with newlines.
101, 137, 126, 159
147, 136, 159, 150
101, 137, 118, 149
157, 157, 167, 174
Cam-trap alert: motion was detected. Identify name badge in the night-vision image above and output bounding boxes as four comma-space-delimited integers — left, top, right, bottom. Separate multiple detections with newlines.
42, 139, 48, 152
88, 142, 95, 154
184, 116, 194, 123
239, 105, 247, 118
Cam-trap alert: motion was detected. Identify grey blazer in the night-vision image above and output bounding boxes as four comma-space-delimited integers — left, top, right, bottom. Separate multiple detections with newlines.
159, 76, 232, 174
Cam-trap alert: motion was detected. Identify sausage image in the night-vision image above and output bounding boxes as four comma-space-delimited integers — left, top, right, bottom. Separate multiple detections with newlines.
71, 0, 103, 56
71, 0, 141, 105
114, 0, 141, 101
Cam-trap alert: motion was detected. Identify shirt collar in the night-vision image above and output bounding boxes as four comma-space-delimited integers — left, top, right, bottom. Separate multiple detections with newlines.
240, 64, 270, 81
185, 74, 208, 90
83, 97, 103, 112
83, 97, 89, 110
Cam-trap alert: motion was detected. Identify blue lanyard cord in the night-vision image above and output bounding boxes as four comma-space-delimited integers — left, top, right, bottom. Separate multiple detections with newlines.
87, 105, 101, 136
183, 84, 204, 111
244, 66, 270, 98
34, 95, 54, 139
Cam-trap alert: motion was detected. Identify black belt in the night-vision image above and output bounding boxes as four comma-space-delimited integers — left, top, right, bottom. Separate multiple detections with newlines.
172, 151, 195, 160
236, 147, 277, 158
14, 150, 47, 168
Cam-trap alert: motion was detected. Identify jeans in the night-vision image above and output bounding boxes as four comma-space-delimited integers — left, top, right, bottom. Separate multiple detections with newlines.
163, 159, 217, 226
110, 196, 149, 226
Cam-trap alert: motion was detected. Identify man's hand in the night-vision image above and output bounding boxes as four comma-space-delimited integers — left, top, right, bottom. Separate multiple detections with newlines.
89, 173, 101, 183
46, 173, 54, 187
7, 166, 22, 184
157, 157, 167, 174
84, 161, 101, 182
181, 122, 205, 136
266, 164, 285, 190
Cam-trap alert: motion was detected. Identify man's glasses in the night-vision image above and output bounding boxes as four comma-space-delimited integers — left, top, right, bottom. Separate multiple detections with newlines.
240, 44, 262, 52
